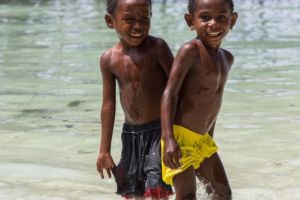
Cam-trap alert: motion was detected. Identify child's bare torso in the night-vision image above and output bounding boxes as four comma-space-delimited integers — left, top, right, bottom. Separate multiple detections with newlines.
107, 36, 168, 124
174, 39, 233, 134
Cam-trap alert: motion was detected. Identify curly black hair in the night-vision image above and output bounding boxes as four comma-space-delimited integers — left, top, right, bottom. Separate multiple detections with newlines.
188, 0, 234, 14
106, 0, 152, 15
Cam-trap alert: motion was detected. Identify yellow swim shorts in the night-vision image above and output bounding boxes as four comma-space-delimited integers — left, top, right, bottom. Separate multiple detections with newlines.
161, 125, 218, 185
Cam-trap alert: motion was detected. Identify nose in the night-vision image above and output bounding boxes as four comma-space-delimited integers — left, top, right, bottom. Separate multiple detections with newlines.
208, 18, 219, 30
133, 20, 144, 30
208, 18, 217, 27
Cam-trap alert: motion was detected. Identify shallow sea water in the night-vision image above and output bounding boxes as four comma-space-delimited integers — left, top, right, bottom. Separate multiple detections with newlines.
0, 0, 299, 199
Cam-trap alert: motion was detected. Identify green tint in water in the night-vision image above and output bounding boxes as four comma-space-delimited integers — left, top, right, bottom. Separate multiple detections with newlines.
0, 0, 300, 199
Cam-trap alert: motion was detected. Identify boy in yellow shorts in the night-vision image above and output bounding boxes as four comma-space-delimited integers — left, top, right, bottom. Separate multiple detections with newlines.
161, 0, 238, 199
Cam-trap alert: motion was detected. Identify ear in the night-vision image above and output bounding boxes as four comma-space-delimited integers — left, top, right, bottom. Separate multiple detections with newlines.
230, 12, 238, 29
105, 13, 114, 29
184, 13, 195, 31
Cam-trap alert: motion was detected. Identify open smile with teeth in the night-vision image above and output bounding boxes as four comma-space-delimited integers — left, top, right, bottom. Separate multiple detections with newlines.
208, 32, 222, 37
129, 33, 143, 38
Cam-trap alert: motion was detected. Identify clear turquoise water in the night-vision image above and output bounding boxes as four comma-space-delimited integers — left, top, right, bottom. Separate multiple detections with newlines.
0, 0, 299, 199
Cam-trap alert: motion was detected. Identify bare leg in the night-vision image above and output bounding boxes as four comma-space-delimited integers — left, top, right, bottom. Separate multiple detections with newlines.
173, 166, 197, 200
195, 153, 232, 200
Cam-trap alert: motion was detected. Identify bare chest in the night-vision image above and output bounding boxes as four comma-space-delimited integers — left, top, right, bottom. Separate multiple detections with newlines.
187, 51, 230, 93
111, 52, 164, 88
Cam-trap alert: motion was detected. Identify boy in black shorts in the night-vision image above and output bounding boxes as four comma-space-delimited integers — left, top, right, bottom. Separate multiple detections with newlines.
96, 0, 173, 199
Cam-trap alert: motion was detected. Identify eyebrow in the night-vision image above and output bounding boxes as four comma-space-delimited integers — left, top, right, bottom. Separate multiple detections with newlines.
122, 11, 150, 15
198, 9, 230, 14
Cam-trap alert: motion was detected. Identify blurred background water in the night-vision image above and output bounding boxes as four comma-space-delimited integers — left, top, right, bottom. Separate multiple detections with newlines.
0, 0, 299, 199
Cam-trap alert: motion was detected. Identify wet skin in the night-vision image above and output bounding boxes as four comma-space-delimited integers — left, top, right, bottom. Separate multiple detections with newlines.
161, 0, 237, 199
96, 0, 173, 188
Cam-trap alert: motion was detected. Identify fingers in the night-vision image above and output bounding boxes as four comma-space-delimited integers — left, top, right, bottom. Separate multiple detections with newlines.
175, 148, 182, 167
174, 151, 181, 168
99, 169, 104, 179
96, 163, 104, 179
164, 150, 181, 169
98, 165, 115, 179
106, 168, 111, 178
164, 154, 175, 169
96, 155, 116, 179
171, 150, 181, 169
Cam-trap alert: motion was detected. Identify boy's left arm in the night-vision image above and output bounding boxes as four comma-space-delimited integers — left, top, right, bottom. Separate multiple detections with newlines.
156, 39, 174, 77
223, 49, 234, 69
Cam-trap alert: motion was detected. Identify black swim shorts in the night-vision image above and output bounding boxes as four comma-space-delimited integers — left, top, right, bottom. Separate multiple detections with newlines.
112, 119, 173, 199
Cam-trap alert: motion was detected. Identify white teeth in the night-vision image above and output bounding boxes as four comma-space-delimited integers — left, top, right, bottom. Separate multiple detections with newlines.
130, 33, 143, 37
209, 32, 221, 36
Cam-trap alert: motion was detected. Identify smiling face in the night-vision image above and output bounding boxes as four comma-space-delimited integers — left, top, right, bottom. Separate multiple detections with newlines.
185, 0, 237, 49
105, 0, 151, 48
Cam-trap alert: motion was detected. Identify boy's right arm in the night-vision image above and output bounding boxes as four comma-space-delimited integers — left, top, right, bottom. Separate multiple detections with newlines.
97, 52, 116, 179
161, 42, 197, 169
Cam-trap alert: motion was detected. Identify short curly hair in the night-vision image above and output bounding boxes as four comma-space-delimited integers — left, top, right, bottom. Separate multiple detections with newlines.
188, 0, 234, 14
106, 0, 152, 15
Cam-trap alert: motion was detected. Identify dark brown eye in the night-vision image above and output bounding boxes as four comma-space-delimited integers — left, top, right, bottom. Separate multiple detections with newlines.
216, 15, 227, 21
124, 17, 134, 24
200, 15, 211, 21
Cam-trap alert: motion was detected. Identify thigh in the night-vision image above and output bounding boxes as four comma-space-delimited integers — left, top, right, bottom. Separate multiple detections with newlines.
143, 133, 172, 189
196, 153, 231, 195
173, 166, 197, 199
143, 131, 161, 181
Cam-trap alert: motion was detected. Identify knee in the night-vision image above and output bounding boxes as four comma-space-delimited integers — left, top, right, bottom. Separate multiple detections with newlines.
217, 187, 232, 200
176, 193, 196, 200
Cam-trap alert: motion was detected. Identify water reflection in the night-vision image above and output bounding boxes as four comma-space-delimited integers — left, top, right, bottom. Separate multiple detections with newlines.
0, 0, 299, 120
234, 0, 300, 42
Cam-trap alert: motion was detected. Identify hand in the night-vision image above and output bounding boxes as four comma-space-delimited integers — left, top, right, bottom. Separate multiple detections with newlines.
96, 153, 116, 179
163, 138, 182, 169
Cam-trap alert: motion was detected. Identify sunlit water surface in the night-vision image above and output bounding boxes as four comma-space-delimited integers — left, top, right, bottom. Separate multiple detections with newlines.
0, 0, 299, 199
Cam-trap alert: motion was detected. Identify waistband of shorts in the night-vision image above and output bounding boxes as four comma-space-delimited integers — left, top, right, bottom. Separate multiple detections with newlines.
122, 119, 161, 133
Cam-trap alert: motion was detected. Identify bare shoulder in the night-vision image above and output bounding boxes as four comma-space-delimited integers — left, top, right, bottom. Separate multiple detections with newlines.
170, 39, 202, 73
100, 47, 112, 64
100, 44, 120, 71
148, 35, 170, 50
100, 49, 111, 64
221, 48, 234, 66
176, 39, 200, 59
